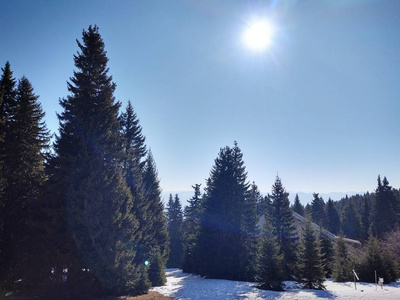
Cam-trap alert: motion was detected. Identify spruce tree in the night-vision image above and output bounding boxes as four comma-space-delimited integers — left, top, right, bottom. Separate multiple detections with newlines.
292, 194, 304, 216
166, 194, 184, 268
311, 193, 326, 227
331, 236, 352, 282
325, 199, 340, 234
193, 142, 251, 280
371, 176, 398, 238
358, 236, 392, 283
141, 151, 168, 286
48, 25, 142, 296
360, 196, 371, 241
181, 184, 202, 273
0, 75, 49, 289
341, 202, 361, 240
296, 217, 326, 290
269, 176, 297, 278
256, 209, 284, 291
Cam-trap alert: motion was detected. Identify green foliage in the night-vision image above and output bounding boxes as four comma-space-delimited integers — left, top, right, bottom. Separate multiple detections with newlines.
255, 210, 284, 291
341, 202, 362, 240
325, 199, 340, 234
269, 176, 297, 278
332, 236, 353, 282
311, 193, 326, 227
371, 176, 399, 238
292, 194, 304, 216
141, 152, 169, 286
47, 25, 144, 296
192, 142, 254, 280
166, 194, 184, 268
358, 236, 393, 283
296, 217, 326, 290
181, 184, 202, 273
0, 72, 49, 289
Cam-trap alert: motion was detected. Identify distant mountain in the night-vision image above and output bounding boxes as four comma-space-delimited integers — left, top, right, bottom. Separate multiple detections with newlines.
162, 190, 366, 208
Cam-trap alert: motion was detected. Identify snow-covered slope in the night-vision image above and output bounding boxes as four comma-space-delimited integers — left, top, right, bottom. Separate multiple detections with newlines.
152, 269, 400, 300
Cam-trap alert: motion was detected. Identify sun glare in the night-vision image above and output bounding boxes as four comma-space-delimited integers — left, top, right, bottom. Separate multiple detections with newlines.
242, 19, 275, 51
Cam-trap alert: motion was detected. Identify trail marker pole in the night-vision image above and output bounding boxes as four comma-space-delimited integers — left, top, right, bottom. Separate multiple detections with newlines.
352, 269, 359, 290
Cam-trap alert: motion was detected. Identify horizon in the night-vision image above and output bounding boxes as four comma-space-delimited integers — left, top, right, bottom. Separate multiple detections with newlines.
2, 0, 399, 195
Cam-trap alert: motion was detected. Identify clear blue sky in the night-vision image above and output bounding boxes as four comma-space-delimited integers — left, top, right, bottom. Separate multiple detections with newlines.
1, 0, 399, 198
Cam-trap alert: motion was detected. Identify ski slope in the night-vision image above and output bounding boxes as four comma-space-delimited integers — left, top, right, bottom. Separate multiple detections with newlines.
152, 269, 400, 300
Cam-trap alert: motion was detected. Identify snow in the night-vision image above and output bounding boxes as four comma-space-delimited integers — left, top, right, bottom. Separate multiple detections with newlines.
152, 269, 400, 300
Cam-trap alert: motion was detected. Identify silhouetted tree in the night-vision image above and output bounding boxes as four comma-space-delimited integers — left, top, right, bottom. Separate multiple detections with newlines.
292, 194, 304, 216
325, 199, 340, 234
166, 194, 183, 268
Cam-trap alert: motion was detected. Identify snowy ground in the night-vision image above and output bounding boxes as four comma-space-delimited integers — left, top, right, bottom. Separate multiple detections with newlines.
152, 269, 400, 299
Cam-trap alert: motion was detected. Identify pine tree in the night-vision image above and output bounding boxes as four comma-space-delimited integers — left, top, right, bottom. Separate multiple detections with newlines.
358, 236, 392, 283
311, 193, 326, 227
325, 199, 340, 234
360, 196, 371, 241
371, 176, 398, 238
141, 151, 168, 286
181, 184, 202, 273
292, 194, 304, 216
48, 25, 143, 296
296, 217, 326, 290
269, 176, 297, 278
256, 209, 284, 291
0, 75, 49, 289
240, 181, 260, 280
193, 142, 251, 280
166, 194, 183, 268
341, 202, 361, 240
331, 236, 352, 282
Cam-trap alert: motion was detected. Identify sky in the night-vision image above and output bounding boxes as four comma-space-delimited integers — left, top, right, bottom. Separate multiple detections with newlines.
1, 0, 399, 203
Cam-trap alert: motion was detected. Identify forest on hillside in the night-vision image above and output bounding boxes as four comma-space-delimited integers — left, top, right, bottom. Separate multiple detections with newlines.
1, 26, 399, 299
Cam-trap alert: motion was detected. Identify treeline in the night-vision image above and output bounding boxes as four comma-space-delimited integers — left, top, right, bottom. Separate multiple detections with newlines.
0, 26, 168, 299
165, 143, 400, 290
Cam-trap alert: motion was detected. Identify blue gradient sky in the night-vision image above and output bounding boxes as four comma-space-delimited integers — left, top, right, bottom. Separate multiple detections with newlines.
1, 0, 399, 198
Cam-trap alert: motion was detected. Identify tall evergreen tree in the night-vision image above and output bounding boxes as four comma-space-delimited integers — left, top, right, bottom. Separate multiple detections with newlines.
181, 184, 202, 273
292, 194, 304, 216
325, 199, 340, 234
193, 142, 251, 280
269, 176, 297, 278
48, 25, 143, 296
341, 202, 361, 240
371, 176, 398, 238
166, 194, 183, 268
141, 151, 168, 287
0, 76, 49, 289
296, 217, 326, 290
256, 208, 284, 291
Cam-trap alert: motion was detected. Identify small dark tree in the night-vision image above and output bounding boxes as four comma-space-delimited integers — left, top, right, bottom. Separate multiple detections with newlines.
292, 194, 304, 216
325, 199, 340, 234
341, 202, 361, 240
358, 236, 392, 283
296, 217, 326, 290
166, 194, 183, 268
256, 210, 284, 291
311, 193, 326, 227
331, 236, 352, 282
360, 196, 371, 241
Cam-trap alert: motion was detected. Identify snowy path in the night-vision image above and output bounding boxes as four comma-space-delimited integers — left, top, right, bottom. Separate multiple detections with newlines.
152, 269, 400, 299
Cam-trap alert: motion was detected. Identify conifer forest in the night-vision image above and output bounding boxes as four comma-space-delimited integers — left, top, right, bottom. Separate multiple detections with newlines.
1, 26, 399, 299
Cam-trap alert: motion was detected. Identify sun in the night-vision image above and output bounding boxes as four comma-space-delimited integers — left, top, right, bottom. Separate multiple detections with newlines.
242, 19, 275, 51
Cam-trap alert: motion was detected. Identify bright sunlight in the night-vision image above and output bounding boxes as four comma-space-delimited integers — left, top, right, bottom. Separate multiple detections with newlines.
242, 19, 275, 51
